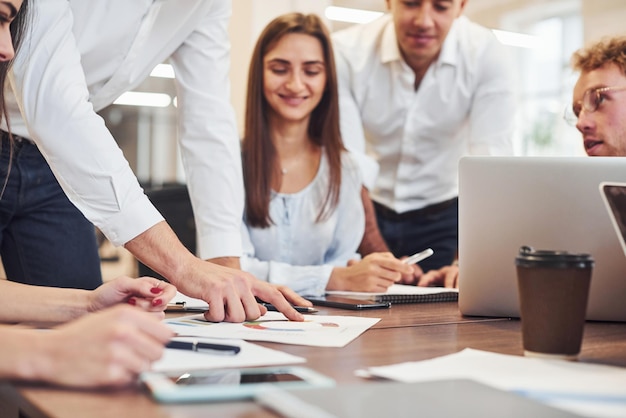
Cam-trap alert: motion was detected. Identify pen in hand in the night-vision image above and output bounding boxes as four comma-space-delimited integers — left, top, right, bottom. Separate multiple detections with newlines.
403, 248, 434, 265
166, 340, 241, 355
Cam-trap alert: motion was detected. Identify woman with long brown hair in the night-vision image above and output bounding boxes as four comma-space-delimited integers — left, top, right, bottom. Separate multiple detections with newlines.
241, 13, 411, 296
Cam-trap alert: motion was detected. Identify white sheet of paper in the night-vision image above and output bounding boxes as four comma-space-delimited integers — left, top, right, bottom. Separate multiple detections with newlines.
152, 337, 305, 372
169, 291, 209, 310
361, 348, 626, 417
165, 311, 380, 347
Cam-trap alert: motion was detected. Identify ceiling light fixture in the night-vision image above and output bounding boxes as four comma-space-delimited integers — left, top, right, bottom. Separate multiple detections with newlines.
325, 6, 383, 24
150, 63, 175, 79
114, 92, 172, 107
492, 29, 539, 49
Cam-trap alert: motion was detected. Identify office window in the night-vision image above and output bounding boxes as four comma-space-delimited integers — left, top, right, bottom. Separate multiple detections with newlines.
504, 2, 584, 156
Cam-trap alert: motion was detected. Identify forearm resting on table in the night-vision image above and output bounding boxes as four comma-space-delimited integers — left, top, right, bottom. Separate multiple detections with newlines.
1, 328, 45, 381
0, 306, 173, 387
0, 328, 73, 383
0, 280, 91, 324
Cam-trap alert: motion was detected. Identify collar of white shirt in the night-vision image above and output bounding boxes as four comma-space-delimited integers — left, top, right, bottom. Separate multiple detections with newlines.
379, 15, 465, 73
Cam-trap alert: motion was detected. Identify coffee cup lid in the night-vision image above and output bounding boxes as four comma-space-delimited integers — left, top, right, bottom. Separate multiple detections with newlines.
515, 246, 594, 269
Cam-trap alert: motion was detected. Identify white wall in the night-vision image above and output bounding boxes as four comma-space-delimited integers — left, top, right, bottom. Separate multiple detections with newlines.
581, 0, 626, 44
464, 0, 626, 42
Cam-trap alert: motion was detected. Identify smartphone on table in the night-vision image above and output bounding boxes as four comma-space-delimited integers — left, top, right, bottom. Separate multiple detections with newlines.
140, 366, 335, 403
305, 295, 391, 310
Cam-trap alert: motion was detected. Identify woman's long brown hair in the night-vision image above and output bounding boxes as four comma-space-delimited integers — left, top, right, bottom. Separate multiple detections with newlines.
242, 13, 344, 228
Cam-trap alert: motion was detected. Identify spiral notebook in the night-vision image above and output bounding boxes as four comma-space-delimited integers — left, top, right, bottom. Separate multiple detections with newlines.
326, 284, 458, 304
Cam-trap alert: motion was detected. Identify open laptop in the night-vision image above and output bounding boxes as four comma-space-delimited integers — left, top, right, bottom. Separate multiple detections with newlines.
458, 156, 626, 322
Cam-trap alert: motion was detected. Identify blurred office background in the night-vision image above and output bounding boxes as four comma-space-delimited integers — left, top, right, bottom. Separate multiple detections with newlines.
90, 0, 624, 279
2, 1, 622, 281
100, 0, 626, 191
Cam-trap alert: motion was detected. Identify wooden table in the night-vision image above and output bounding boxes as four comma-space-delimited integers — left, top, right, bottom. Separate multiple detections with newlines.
2, 303, 626, 418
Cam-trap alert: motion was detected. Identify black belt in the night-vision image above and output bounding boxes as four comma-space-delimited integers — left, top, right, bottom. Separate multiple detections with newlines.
374, 197, 458, 221
0, 131, 33, 152
1, 130, 27, 143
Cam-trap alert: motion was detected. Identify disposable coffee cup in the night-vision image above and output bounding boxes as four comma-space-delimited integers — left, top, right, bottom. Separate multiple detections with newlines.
515, 246, 593, 360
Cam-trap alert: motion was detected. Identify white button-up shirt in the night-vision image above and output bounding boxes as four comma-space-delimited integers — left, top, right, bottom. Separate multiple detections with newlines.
5, 0, 243, 258
333, 14, 516, 213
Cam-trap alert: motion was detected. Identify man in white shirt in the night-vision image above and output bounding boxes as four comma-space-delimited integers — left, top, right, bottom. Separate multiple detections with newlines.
332, 0, 516, 277
0, 0, 306, 322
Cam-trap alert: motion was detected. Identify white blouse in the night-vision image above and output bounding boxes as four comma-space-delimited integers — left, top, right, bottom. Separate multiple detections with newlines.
241, 152, 364, 296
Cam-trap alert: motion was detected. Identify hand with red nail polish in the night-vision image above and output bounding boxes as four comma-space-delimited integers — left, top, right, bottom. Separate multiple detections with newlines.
87, 276, 177, 316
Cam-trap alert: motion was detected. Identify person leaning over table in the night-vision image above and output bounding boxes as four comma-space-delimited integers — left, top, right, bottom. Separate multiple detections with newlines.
0, 1, 174, 388
239, 13, 413, 297
332, 0, 516, 287
1, 0, 309, 321
566, 36, 626, 157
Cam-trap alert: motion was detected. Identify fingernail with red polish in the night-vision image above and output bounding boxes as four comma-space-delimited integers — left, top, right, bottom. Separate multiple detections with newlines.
152, 298, 162, 306
128, 297, 137, 306
150, 287, 162, 294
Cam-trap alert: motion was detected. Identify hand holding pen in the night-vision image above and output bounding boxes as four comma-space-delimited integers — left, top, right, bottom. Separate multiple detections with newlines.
402, 248, 434, 265
399, 248, 434, 285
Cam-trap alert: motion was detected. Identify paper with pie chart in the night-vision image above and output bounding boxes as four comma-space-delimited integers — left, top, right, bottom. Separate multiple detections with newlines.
165, 311, 380, 347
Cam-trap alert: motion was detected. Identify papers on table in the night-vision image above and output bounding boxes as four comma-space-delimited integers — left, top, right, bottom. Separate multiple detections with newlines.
165, 311, 380, 347
152, 337, 305, 372
358, 348, 626, 418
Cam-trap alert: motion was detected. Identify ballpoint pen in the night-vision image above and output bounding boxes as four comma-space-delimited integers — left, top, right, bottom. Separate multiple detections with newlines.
403, 248, 434, 265
165, 302, 207, 312
166, 340, 241, 355
259, 303, 318, 314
